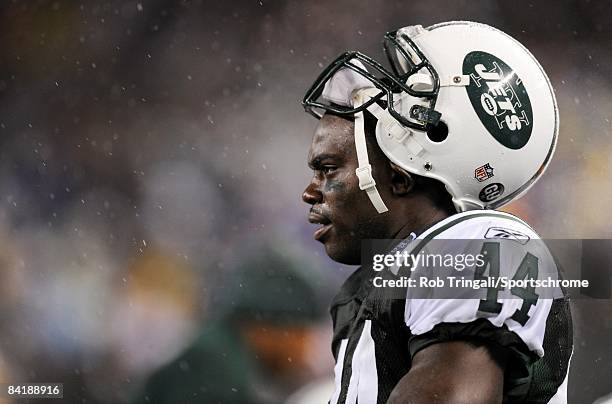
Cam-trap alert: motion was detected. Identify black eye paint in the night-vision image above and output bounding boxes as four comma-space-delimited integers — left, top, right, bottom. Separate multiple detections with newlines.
324, 179, 345, 193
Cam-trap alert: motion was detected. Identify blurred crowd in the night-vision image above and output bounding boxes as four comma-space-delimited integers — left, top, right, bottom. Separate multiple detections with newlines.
0, 1, 611, 403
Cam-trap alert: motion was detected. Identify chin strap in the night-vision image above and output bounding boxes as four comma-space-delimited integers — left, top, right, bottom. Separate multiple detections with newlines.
353, 87, 432, 214
353, 90, 389, 214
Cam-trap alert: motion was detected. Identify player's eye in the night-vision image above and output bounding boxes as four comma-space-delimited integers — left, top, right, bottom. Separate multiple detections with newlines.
321, 166, 337, 175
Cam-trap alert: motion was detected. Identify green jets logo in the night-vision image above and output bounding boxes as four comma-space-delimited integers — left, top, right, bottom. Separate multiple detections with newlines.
463, 51, 533, 150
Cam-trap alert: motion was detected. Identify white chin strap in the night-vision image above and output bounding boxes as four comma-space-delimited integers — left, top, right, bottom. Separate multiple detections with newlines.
353, 89, 389, 214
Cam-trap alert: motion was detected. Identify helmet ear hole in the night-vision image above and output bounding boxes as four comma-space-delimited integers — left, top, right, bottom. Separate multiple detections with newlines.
426, 121, 448, 142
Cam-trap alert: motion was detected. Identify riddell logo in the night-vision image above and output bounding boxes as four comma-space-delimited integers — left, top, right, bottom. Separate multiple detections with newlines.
463, 51, 533, 150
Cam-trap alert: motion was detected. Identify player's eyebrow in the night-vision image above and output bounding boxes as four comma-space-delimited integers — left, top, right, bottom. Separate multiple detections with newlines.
308, 153, 341, 169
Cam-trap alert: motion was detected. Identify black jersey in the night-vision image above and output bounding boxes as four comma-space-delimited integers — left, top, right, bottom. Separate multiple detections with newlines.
328, 211, 573, 404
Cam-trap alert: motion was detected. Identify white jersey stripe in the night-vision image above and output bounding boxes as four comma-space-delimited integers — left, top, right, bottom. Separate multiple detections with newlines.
546, 351, 572, 404
356, 320, 378, 403
345, 320, 378, 404
329, 339, 348, 404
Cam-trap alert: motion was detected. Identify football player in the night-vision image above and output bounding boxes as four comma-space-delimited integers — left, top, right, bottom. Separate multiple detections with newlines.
301, 22, 572, 403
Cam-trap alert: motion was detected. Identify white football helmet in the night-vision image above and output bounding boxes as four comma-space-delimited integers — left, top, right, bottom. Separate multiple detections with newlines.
303, 21, 558, 213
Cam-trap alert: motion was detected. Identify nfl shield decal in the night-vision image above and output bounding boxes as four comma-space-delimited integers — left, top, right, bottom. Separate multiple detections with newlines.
463, 51, 533, 150
474, 163, 494, 182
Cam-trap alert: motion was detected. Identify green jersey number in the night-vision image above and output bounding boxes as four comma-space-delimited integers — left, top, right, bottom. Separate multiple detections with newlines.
474, 242, 539, 325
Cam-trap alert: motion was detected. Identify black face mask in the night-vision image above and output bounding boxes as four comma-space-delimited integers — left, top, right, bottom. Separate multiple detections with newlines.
301, 30, 442, 132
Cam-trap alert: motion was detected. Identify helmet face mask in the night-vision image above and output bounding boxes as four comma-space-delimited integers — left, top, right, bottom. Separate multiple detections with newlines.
302, 52, 388, 119
302, 46, 442, 131
302, 21, 558, 213
382, 29, 436, 90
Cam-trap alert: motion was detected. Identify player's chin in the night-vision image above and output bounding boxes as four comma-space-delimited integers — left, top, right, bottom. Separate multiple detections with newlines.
323, 237, 361, 265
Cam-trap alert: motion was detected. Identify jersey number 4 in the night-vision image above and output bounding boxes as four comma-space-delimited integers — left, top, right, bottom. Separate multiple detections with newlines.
474, 242, 539, 326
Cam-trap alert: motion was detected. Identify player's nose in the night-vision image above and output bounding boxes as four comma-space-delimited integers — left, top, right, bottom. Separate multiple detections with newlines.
302, 180, 322, 205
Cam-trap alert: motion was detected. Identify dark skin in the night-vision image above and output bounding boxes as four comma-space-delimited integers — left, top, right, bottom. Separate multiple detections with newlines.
387, 342, 505, 404
302, 113, 505, 403
303, 113, 446, 264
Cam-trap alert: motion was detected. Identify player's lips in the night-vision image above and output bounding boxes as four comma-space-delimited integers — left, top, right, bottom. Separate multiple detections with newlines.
308, 211, 332, 241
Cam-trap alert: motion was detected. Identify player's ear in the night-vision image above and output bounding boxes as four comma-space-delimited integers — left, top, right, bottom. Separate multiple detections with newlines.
389, 162, 415, 196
